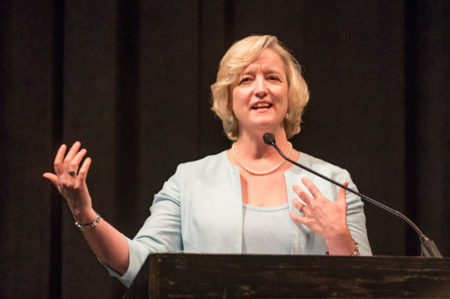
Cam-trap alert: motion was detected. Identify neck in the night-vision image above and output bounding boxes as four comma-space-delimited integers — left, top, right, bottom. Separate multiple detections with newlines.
234, 128, 290, 161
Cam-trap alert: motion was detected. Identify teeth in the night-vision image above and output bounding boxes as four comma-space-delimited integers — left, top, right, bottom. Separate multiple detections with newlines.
253, 103, 271, 109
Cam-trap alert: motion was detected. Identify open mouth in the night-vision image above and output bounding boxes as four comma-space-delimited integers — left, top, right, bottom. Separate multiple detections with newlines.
251, 102, 272, 110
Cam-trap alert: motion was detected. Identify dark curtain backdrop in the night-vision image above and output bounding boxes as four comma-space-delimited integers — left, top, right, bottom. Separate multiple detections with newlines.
1, 0, 449, 298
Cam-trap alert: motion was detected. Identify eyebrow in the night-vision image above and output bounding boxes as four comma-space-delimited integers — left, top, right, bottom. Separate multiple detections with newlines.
241, 67, 285, 76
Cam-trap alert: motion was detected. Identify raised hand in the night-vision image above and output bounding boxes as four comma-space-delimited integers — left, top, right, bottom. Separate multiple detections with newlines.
290, 177, 356, 255
43, 141, 95, 224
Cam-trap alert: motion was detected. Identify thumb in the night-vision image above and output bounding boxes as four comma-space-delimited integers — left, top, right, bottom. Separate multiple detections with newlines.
42, 172, 58, 188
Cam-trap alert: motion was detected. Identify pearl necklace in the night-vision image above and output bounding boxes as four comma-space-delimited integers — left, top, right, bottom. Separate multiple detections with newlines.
231, 141, 293, 176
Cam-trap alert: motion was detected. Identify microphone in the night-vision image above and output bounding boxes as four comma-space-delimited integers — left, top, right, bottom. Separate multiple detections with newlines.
263, 132, 442, 258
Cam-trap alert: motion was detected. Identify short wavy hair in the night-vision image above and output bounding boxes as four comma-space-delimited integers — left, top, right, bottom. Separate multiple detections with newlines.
211, 35, 310, 141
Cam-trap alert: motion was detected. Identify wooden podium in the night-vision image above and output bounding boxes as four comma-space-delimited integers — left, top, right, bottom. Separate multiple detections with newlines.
123, 254, 450, 298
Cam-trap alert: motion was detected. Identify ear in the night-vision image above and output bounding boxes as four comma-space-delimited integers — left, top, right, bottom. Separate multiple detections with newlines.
283, 107, 290, 124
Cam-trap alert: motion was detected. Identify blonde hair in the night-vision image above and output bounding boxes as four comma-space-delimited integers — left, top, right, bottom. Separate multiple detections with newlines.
211, 35, 310, 140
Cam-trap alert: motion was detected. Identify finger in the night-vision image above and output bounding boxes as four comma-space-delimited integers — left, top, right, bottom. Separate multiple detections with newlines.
63, 141, 81, 171
337, 182, 349, 204
289, 211, 307, 225
42, 172, 58, 187
78, 157, 92, 181
292, 198, 305, 210
297, 202, 310, 215
53, 144, 67, 175
292, 197, 302, 209
293, 185, 312, 206
69, 149, 87, 173
301, 177, 323, 199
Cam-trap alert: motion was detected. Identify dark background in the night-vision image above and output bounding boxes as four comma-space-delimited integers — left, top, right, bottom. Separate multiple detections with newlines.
1, 0, 449, 298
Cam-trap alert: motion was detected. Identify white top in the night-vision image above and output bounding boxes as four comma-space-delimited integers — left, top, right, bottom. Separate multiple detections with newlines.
242, 203, 292, 254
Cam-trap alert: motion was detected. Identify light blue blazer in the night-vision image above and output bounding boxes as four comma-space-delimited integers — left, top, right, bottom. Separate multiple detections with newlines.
107, 151, 372, 287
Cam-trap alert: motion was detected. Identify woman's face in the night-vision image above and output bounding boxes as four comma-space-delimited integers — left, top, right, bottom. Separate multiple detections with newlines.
231, 48, 289, 136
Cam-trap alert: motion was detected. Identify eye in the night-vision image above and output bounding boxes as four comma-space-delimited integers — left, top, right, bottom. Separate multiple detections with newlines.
268, 75, 281, 81
239, 76, 251, 85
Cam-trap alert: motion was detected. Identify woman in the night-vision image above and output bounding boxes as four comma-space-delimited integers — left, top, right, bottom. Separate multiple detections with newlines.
43, 35, 371, 287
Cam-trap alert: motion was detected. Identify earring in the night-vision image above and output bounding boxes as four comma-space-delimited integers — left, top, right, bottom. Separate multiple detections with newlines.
285, 113, 289, 119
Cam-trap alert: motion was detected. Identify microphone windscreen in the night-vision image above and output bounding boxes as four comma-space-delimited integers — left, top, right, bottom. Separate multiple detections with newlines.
263, 133, 276, 145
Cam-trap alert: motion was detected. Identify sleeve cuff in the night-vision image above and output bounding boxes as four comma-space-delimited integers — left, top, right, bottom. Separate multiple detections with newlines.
98, 237, 150, 288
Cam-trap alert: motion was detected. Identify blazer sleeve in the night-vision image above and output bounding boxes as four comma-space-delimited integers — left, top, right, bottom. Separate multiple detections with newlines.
339, 169, 372, 256
103, 164, 184, 287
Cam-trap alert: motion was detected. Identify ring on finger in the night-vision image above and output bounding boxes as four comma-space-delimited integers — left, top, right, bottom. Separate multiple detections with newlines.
299, 203, 305, 213
68, 170, 76, 176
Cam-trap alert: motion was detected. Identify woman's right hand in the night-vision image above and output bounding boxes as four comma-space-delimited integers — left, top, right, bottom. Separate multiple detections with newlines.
43, 141, 96, 224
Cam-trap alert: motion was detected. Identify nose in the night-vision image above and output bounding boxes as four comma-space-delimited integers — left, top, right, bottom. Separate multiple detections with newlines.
254, 76, 267, 99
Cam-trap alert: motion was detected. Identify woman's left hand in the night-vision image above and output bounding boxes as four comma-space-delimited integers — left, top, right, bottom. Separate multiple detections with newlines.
290, 177, 355, 254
